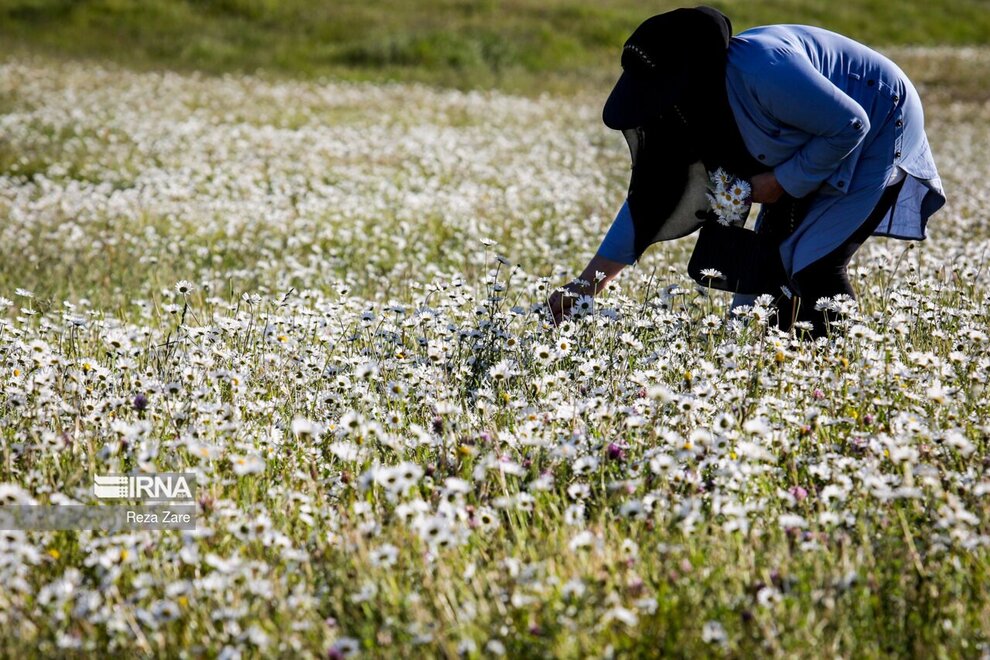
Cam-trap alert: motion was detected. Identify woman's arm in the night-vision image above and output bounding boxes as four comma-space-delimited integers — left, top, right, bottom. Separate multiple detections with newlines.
548, 254, 628, 323
548, 203, 635, 323
748, 54, 870, 198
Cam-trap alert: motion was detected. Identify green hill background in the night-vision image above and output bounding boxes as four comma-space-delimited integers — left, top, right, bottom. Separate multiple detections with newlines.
2, 0, 989, 94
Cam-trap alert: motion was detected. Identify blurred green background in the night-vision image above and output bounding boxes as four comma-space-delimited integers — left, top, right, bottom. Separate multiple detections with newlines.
2, 0, 990, 93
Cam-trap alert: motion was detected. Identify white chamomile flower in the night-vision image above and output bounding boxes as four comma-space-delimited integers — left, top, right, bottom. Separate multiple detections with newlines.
174, 280, 196, 295
706, 169, 751, 226
700, 268, 724, 280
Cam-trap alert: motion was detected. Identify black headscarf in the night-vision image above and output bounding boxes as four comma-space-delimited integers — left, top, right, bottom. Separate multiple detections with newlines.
603, 7, 765, 257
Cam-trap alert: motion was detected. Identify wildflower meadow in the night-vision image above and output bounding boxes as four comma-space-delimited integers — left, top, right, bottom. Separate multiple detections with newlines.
1, 51, 989, 657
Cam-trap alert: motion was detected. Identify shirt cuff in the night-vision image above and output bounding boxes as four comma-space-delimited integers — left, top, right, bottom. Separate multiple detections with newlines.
595, 201, 637, 265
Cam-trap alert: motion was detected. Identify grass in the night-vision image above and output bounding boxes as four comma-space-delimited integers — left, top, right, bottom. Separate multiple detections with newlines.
1, 0, 990, 95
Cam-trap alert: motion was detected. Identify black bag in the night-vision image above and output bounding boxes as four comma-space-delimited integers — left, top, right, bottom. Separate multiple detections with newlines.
687, 221, 788, 294
687, 195, 811, 294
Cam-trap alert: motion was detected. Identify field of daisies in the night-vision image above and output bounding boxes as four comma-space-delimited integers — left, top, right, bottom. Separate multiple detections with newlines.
1, 52, 989, 657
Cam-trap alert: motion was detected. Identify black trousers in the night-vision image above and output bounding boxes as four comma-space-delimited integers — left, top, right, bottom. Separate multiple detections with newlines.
776, 179, 905, 337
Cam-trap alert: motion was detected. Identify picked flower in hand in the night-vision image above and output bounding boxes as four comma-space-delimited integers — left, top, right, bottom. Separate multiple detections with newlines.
706, 168, 752, 227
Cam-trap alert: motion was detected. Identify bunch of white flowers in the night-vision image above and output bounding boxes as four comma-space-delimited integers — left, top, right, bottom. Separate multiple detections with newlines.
706, 168, 752, 227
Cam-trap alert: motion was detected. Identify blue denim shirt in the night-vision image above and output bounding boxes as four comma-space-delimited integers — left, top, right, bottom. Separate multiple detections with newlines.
726, 25, 945, 274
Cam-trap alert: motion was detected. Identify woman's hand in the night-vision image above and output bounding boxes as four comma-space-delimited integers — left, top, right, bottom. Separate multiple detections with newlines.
547, 282, 585, 324
548, 254, 628, 324
751, 172, 786, 204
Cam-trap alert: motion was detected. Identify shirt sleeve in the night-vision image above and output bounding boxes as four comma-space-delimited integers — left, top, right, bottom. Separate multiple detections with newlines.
595, 201, 637, 265
752, 54, 870, 198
